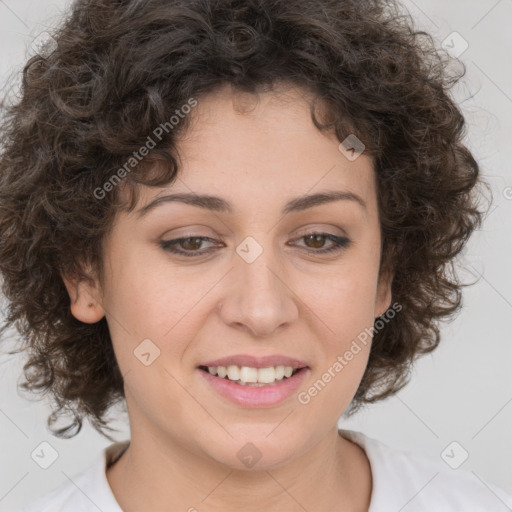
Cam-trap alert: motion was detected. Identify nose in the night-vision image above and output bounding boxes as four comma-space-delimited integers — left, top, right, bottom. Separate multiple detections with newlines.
217, 244, 299, 337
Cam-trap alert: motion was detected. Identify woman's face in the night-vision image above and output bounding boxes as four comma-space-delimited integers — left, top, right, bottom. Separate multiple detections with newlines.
66, 83, 392, 469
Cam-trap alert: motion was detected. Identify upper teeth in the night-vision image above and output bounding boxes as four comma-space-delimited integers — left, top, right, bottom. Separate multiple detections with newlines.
208, 365, 296, 384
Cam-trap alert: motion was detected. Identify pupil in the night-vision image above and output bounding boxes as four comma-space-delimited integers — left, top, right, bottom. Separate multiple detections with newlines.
306, 234, 324, 248
182, 237, 201, 250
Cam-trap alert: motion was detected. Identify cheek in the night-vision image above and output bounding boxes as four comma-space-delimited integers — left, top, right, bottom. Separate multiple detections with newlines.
101, 243, 181, 332
300, 258, 380, 337
307, 283, 375, 414
102, 260, 217, 383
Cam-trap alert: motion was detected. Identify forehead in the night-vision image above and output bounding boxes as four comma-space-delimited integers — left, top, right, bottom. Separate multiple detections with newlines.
120, 83, 377, 219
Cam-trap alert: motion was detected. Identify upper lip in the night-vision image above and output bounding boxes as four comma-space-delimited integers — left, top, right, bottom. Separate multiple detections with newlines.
199, 354, 309, 369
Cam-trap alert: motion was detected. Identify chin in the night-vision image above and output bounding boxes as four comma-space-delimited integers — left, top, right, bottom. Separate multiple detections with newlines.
202, 429, 305, 471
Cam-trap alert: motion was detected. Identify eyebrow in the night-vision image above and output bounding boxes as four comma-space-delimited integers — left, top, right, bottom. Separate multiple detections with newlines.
136, 190, 367, 217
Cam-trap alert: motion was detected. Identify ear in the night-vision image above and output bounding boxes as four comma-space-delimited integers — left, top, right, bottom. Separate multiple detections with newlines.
374, 267, 394, 318
60, 266, 105, 324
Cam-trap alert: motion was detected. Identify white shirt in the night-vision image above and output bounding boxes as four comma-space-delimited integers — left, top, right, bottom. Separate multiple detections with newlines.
18, 429, 512, 512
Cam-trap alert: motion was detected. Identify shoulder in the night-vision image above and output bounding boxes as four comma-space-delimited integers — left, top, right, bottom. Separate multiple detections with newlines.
19, 441, 128, 512
340, 429, 512, 512
19, 467, 96, 512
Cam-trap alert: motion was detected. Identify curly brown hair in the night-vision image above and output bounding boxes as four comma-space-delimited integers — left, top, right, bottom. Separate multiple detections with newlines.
0, 0, 488, 440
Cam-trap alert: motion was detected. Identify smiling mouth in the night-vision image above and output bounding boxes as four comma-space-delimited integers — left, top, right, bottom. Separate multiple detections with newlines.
198, 365, 305, 387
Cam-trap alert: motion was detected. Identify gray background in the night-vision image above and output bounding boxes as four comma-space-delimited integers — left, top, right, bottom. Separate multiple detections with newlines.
0, 0, 511, 510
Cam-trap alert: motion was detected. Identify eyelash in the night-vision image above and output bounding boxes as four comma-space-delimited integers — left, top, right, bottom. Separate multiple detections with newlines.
159, 233, 351, 258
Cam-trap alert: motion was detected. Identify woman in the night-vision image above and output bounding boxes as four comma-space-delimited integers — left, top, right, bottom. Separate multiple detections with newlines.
0, 0, 510, 510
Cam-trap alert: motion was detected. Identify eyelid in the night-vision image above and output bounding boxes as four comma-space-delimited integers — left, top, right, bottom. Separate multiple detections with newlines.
292, 224, 348, 238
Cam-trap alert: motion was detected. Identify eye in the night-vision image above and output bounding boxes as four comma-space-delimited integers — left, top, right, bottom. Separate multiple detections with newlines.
159, 232, 351, 258
291, 233, 351, 254
160, 236, 217, 257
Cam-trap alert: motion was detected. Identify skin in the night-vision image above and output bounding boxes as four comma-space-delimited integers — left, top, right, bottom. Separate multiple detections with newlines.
62, 82, 393, 512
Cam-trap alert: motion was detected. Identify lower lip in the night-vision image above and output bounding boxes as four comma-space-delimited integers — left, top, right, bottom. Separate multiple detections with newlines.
198, 367, 309, 407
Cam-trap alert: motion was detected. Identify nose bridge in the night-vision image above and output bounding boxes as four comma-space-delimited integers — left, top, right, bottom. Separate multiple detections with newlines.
218, 234, 298, 336
236, 233, 286, 308
238, 238, 281, 296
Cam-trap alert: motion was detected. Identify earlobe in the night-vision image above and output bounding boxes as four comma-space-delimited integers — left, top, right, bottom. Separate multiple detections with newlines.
60, 271, 105, 324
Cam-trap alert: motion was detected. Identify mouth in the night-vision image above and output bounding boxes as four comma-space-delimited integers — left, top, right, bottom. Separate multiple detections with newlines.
198, 364, 306, 387
196, 363, 310, 408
